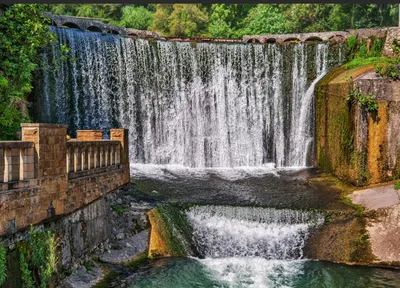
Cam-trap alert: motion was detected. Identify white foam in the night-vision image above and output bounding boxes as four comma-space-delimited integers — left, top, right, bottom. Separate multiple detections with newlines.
130, 163, 279, 181
186, 206, 324, 259
199, 257, 306, 288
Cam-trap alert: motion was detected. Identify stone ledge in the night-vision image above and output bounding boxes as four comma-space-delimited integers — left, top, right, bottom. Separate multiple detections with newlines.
20, 123, 68, 128
0, 141, 34, 149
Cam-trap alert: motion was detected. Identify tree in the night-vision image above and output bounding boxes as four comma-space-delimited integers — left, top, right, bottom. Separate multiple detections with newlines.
152, 4, 209, 37
151, 4, 174, 35
208, 4, 255, 38
239, 5, 288, 36
284, 4, 334, 33
119, 5, 154, 30
0, 4, 58, 139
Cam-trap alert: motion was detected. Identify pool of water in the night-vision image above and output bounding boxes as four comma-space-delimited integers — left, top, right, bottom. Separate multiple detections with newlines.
131, 257, 400, 288
114, 165, 400, 288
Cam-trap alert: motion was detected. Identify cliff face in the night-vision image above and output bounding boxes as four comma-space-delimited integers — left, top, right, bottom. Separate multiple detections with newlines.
316, 65, 400, 186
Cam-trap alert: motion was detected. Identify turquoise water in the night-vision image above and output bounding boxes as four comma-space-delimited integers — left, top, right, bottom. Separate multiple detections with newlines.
132, 257, 400, 288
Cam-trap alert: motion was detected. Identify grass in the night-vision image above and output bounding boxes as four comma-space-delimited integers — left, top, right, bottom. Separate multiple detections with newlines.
345, 57, 393, 70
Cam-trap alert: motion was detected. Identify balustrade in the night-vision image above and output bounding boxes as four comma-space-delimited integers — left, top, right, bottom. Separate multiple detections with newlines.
0, 142, 35, 184
66, 140, 121, 175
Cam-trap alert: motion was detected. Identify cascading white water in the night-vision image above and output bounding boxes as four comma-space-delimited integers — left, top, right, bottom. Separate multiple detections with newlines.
185, 205, 324, 287
187, 205, 323, 259
35, 27, 345, 168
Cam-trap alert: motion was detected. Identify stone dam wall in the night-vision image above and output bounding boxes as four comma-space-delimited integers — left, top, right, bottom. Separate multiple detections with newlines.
0, 123, 130, 236
316, 65, 400, 186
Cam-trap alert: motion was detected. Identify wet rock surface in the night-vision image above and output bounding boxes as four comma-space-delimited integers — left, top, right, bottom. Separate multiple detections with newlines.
131, 168, 351, 211
59, 185, 152, 287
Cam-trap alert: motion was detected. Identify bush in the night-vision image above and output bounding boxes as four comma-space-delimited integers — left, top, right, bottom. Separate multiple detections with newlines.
375, 61, 400, 80
0, 4, 58, 140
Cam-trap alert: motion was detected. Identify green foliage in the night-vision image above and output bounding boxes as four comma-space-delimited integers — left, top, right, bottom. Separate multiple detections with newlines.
19, 251, 34, 288
239, 5, 287, 36
346, 83, 378, 112
18, 226, 58, 288
49, 4, 399, 38
160, 4, 209, 37
394, 180, 400, 190
0, 4, 59, 140
375, 61, 400, 80
0, 245, 7, 286
112, 206, 127, 214
346, 35, 359, 57
119, 6, 154, 30
346, 35, 385, 62
392, 39, 400, 55
345, 57, 391, 69
370, 39, 383, 57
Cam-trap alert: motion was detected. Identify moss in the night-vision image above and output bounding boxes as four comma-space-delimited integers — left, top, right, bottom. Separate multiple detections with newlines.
92, 268, 119, 288
148, 205, 194, 257
349, 218, 376, 263
123, 252, 148, 269
345, 57, 392, 69
350, 150, 370, 186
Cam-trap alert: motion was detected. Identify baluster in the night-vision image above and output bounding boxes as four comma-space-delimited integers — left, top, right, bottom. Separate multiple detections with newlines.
81, 145, 86, 171
0, 148, 4, 183
105, 145, 109, 167
19, 148, 25, 181
100, 145, 104, 167
24, 148, 34, 179
116, 144, 120, 165
4, 148, 11, 183
74, 146, 79, 172
94, 145, 98, 168
110, 144, 114, 165
88, 145, 92, 170
66, 146, 70, 173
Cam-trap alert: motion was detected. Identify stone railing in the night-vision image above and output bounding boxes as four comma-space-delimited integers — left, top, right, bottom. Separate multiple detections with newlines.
0, 141, 36, 190
0, 124, 130, 236
66, 140, 121, 179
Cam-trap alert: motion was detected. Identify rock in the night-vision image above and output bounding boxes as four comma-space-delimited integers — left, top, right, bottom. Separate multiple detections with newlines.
116, 198, 123, 205
116, 232, 125, 240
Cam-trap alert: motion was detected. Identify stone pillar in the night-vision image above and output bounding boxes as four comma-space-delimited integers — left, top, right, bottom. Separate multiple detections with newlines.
21, 123, 69, 215
110, 129, 130, 183
77, 130, 104, 141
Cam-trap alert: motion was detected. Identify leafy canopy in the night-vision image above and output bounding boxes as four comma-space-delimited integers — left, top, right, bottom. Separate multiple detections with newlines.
0, 4, 57, 140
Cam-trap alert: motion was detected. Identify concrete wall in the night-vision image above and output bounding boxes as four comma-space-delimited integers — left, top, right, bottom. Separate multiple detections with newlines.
316, 66, 400, 186
0, 124, 130, 236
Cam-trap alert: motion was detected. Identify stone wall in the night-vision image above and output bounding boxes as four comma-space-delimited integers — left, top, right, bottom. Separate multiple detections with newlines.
316, 66, 400, 186
0, 124, 130, 236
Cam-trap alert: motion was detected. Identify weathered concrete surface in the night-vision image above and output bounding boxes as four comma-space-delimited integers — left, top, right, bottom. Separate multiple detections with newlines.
316, 65, 400, 186
350, 184, 400, 263
350, 185, 400, 210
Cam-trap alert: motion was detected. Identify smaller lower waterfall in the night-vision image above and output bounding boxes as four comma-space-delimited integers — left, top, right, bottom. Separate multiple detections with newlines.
186, 206, 324, 260
154, 205, 324, 287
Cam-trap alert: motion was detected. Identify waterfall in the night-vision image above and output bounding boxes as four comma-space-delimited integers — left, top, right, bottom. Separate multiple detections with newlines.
34, 27, 345, 168
152, 205, 324, 287
186, 205, 324, 260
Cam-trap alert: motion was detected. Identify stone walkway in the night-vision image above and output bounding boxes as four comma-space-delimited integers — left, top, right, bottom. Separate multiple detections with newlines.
350, 185, 400, 210
350, 184, 400, 263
